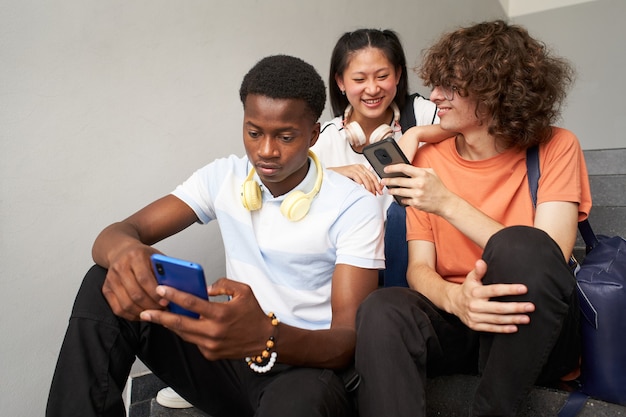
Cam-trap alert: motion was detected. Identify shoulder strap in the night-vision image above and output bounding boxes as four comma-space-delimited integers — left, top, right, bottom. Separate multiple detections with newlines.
399, 93, 418, 133
527, 145, 584, 269
526, 146, 540, 208
526, 146, 599, 252
557, 390, 589, 417
527, 147, 590, 415
578, 218, 600, 252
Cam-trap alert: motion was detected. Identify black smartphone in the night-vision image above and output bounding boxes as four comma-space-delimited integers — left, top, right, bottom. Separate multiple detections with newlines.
150, 254, 208, 318
362, 137, 410, 205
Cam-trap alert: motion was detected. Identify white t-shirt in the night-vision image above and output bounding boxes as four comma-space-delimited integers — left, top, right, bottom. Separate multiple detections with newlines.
171, 154, 384, 330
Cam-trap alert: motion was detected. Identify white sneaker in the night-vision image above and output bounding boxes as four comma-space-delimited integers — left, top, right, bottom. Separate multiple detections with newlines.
156, 387, 193, 409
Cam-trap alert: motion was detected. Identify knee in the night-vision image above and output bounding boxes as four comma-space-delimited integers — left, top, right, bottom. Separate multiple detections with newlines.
484, 227, 565, 277
482, 226, 575, 298
357, 288, 404, 323
257, 369, 352, 417
71, 265, 111, 317
486, 226, 560, 262
356, 288, 421, 339
84, 264, 107, 286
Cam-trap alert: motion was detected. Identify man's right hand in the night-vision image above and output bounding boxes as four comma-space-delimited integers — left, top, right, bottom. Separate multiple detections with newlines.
93, 195, 201, 320
450, 259, 535, 334
101, 245, 165, 321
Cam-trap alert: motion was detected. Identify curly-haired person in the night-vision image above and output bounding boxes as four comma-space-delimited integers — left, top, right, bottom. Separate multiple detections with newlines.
46, 55, 383, 417
355, 20, 591, 417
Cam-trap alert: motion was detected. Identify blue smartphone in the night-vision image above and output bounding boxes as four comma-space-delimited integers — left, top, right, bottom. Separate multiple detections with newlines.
150, 254, 208, 318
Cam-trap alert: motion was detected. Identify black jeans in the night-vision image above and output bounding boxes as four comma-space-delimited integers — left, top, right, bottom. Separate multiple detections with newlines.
355, 226, 580, 417
46, 266, 354, 417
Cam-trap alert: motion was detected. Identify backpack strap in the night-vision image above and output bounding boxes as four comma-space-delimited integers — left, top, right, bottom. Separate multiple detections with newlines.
557, 390, 589, 417
399, 93, 418, 133
578, 218, 600, 252
526, 146, 540, 208
527, 146, 592, 413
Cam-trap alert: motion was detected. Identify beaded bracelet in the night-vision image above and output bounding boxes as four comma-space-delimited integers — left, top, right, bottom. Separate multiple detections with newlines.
245, 312, 279, 373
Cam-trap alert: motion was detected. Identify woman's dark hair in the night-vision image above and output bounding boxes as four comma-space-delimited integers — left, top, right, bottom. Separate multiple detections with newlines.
328, 29, 409, 117
418, 20, 574, 149
240, 55, 326, 122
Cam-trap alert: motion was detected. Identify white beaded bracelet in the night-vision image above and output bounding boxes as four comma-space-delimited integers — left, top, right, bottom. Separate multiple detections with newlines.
246, 351, 278, 373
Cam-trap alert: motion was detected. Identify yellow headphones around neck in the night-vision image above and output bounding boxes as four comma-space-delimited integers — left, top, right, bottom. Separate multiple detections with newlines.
343, 102, 400, 147
241, 150, 323, 222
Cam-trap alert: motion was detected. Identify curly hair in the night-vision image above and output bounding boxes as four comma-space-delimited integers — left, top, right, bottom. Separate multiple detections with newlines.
239, 55, 326, 122
418, 20, 574, 149
328, 29, 409, 117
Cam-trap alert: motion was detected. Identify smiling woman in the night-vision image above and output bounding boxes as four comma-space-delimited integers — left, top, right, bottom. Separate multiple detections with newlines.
312, 28, 442, 214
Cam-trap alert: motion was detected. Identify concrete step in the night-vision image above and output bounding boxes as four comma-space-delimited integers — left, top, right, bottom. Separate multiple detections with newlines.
426, 375, 626, 416
128, 371, 626, 416
149, 399, 210, 417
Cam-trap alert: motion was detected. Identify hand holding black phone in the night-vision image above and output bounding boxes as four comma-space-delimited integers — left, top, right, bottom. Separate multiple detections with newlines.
362, 137, 411, 205
150, 254, 209, 318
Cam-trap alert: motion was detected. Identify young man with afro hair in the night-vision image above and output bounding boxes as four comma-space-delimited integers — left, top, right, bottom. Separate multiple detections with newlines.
47, 55, 383, 417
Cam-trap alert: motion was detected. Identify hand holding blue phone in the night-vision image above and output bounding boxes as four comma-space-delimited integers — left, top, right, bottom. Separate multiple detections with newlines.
150, 254, 209, 318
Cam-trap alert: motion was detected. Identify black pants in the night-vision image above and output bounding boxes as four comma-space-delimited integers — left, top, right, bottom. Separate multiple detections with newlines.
46, 266, 354, 417
355, 226, 580, 417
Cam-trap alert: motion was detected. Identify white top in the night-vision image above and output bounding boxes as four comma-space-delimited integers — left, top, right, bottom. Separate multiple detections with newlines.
172, 154, 385, 330
312, 95, 439, 216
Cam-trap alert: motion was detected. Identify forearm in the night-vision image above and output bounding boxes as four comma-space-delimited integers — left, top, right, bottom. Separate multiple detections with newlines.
407, 263, 460, 314
271, 324, 356, 369
270, 266, 376, 369
439, 195, 504, 249
397, 133, 420, 162
92, 222, 148, 268
398, 125, 453, 162
92, 195, 199, 268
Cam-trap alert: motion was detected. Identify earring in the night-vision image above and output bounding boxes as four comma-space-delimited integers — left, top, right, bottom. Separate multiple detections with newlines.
341, 90, 346, 96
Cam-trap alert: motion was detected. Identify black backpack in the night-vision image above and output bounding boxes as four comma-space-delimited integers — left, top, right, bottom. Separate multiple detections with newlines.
399, 92, 435, 133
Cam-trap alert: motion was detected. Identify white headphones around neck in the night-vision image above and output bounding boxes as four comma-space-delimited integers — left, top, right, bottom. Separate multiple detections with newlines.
241, 150, 323, 222
343, 102, 400, 147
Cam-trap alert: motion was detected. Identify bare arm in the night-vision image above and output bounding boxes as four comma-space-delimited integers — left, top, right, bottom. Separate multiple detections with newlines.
141, 263, 379, 369
397, 125, 454, 162
274, 263, 379, 368
534, 201, 579, 260
94, 195, 199, 320
382, 164, 503, 248
400, 170, 579, 333
326, 165, 383, 195
327, 125, 452, 195
407, 240, 534, 334
381, 164, 578, 259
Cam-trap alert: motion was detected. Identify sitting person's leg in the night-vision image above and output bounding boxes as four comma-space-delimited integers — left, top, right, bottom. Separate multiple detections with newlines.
46, 265, 252, 417
355, 287, 477, 417
473, 226, 580, 417
252, 366, 354, 417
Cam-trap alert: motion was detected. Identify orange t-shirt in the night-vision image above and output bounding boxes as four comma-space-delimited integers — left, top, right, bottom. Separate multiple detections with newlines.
406, 127, 592, 283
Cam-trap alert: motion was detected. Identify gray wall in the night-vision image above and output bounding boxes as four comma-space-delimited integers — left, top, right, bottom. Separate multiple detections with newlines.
512, 0, 626, 150
0, 1, 504, 415
1, 1, 622, 415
